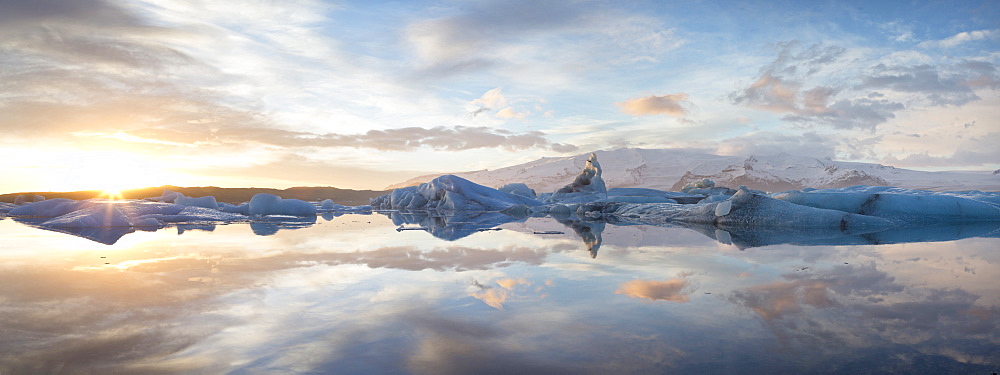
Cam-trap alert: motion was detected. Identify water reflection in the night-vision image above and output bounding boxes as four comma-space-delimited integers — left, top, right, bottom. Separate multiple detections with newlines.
382, 211, 525, 241
0, 215, 997, 373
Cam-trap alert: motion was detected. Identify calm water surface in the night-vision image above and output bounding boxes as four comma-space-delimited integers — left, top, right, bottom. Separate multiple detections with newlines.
1, 213, 998, 374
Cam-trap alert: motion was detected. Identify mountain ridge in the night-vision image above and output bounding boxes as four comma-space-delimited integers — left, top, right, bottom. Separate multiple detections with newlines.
387, 148, 1000, 193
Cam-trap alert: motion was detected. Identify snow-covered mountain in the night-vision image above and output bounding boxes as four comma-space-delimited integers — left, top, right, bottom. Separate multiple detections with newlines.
388, 148, 1000, 193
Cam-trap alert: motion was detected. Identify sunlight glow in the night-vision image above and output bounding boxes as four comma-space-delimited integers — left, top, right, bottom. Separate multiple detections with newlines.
5, 149, 187, 193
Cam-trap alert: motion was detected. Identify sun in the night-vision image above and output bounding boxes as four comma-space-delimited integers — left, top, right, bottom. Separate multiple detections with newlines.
61, 151, 179, 196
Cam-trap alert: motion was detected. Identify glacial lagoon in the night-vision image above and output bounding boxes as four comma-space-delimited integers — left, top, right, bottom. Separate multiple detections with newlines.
1, 212, 998, 374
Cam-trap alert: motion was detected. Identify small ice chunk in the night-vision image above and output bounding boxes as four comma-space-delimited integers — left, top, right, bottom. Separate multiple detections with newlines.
320, 199, 335, 209
715, 200, 732, 216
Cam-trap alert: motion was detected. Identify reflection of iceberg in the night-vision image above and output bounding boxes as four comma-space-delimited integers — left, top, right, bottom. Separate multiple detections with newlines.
371, 175, 541, 211
4, 191, 328, 244
250, 215, 318, 236
553, 218, 604, 258
383, 211, 524, 241
607, 218, 1000, 250
18, 221, 135, 245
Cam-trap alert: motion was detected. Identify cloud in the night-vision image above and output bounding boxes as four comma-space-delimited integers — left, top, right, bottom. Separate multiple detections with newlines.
730, 41, 999, 132
616, 93, 690, 116
716, 132, 837, 158
858, 62, 1000, 106
729, 41, 903, 130
616, 277, 692, 303
404, 0, 682, 81
918, 29, 999, 49
881, 132, 1000, 167
193, 125, 576, 153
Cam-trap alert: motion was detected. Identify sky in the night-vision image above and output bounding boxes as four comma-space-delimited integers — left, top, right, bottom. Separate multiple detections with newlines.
1, 0, 998, 193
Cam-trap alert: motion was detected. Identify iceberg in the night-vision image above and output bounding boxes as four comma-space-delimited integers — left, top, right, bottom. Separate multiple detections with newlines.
549, 153, 608, 203
13, 194, 45, 205
318, 198, 372, 213
592, 187, 894, 230
248, 193, 318, 216
174, 195, 219, 209
371, 175, 542, 211
41, 204, 132, 228
498, 183, 537, 198
8, 198, 89, 217
772, 186, 1000, 224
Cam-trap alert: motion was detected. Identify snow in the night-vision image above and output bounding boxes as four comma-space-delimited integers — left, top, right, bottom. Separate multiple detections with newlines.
386, 148, 999, 193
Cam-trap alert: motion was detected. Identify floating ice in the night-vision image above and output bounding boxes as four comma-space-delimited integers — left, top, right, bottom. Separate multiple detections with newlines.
592, 187, 894, 230
771, 186, 1000, 224
248, 193, 318, 216
149, 189, 185, 203
13, 194, 45, 205
174, 195, 219, 209
7, 198, 87, 217
549, 153, 607, 202
498, 183, 537, 198
317, 199, 372, 213
371, 175, 542, 211
41, 204, 132, 228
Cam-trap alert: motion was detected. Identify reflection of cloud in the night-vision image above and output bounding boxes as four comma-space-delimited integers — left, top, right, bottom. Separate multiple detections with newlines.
616, 278, 692, 303
471, 287, 510, 310
470, 277, 535, 310
728, 263, 999, 358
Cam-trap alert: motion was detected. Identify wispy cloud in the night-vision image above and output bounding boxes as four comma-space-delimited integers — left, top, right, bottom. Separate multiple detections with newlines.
918, 29, 998, 49
119, 125, 576, 153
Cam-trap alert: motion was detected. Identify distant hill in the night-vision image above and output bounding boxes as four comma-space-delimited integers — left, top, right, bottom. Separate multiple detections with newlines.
388, 148, 1000, 193
0, 186, 389, 206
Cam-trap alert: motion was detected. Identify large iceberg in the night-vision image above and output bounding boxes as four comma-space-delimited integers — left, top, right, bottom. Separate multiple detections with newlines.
371, 175, 542, 211
772, 186, 1000, 224
592, 187, 894, 230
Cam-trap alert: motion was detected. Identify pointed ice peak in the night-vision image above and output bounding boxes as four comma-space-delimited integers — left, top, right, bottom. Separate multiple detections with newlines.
550, 152, 607, 201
